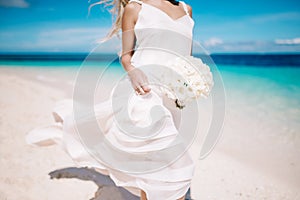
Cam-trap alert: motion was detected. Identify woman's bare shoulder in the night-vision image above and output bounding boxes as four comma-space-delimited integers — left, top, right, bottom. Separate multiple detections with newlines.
123, 1, 141, 19
124, 1, 142, 12
185, 3, 192, 17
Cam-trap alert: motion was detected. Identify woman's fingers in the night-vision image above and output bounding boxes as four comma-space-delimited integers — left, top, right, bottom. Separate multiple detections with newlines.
141, 84, 151, 93
135, 85, 151, 95
128, 68, 151, 95
135, 83, 151, 95
136, 86, 145, 95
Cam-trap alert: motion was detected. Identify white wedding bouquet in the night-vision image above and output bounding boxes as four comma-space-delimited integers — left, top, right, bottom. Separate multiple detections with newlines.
158, 55, 214, 109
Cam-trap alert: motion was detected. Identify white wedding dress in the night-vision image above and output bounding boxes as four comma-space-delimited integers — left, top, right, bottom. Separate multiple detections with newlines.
26, 0, 196, 199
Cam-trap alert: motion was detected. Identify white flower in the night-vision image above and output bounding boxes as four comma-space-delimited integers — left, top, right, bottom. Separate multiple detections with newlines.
159, 55, 214, 109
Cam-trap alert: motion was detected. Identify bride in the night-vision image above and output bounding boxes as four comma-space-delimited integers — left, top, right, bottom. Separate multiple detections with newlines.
119, 1, 194, 200
27, 0, 195, 200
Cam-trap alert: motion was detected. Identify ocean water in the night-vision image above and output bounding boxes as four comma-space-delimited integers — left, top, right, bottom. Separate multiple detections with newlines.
220, 64, 300, 134
2, 53, 299, 192
1, 53, 300, 134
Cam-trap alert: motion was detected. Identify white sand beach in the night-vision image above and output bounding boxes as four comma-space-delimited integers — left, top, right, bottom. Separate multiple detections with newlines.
0, 66, 299, 200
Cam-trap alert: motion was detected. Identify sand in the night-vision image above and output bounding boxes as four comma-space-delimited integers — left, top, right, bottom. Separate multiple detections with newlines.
0, 66, 299, 200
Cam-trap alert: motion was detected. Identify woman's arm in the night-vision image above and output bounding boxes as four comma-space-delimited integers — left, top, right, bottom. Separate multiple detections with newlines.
120, 3, 139, 72
120, 3, 151, 95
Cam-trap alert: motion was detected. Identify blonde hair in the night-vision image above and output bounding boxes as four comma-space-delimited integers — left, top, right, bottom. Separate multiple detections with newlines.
88, 0, 130, 43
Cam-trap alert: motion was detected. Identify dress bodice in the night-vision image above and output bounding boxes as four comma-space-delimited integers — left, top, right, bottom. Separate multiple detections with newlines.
128, 0, 194, 67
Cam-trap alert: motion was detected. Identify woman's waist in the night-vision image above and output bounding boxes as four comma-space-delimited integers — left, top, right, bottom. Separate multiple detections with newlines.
131, 49, 188, 67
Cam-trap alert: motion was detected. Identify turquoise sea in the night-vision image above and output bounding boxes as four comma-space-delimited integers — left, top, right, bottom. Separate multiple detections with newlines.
1, 53, 300, 135
1, 53, 300, 189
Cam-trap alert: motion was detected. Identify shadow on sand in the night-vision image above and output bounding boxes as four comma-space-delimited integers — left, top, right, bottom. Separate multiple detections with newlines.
49, 167, 192, 200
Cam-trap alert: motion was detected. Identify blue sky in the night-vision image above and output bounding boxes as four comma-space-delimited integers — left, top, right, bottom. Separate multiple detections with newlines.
0, 0, 299, 53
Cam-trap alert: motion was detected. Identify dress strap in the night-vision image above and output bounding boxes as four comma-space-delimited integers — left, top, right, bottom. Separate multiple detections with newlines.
179, 1, 189, 15
128, 0, 143, 5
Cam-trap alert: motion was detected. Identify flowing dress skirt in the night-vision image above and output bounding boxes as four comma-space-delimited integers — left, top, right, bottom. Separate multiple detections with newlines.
26, 80, 195, 200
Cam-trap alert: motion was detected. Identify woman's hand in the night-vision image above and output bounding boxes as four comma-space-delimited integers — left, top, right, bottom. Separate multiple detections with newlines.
127, 67, 151, 95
